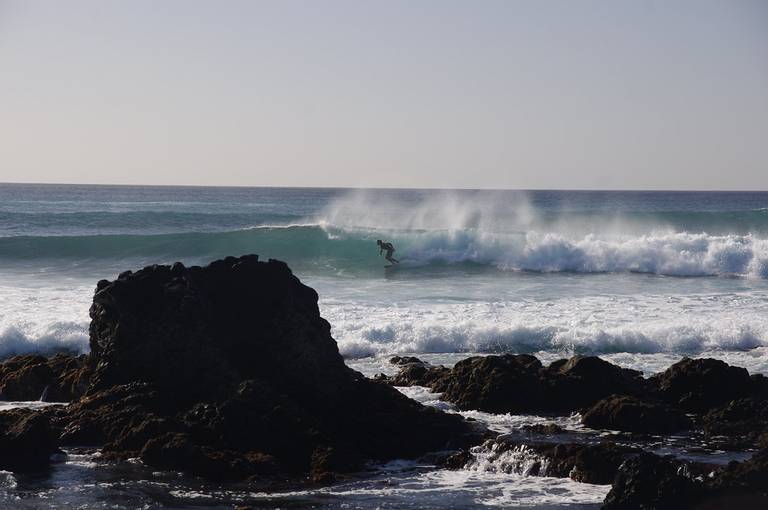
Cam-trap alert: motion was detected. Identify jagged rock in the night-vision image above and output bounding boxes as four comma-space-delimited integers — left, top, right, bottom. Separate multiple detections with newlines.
438, 449, 475, 470
55, 382, 166, 448
387, 359, 452, 390
389, 356, 424, 366
519, 423, 565, 435
440, 354, 546, 413
603, 449, 768, 509
701, 449, 768, 507
0, 354, 88, 402
0, 408, 59, 472
582, 395, 692, 434
59, 255, 480, 479
460, 437, 636, 485
651, 358, 757, 413
139, 432, 279, 480
544, 356, 648, 411
438, 354, 646, 414
544, 442, 636, 485
702, 397, 768, 449
603, 453, 703, 509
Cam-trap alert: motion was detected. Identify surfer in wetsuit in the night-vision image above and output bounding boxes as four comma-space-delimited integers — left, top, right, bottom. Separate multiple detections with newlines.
377, 240, 399, 265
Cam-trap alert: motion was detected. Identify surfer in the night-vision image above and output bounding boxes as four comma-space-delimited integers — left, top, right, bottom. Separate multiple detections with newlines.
377, 240, 399, 265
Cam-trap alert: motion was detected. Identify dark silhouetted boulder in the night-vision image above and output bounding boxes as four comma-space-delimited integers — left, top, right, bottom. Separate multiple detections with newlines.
387, 359, 452, 390
437, 354, 646, 414
389, 356, 424, 366
603, 453, 703, 509
652, 358, 755, 413
703, 397, 768, 449
0, 408, 59, 472
582, 395, 692, 434
545, 356, 648, 411
62, 255, 480, 479
440, 354, 546, 413
603, 448, 768, 509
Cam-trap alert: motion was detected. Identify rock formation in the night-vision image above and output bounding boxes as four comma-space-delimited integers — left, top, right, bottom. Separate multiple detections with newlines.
0, 255, 481, 479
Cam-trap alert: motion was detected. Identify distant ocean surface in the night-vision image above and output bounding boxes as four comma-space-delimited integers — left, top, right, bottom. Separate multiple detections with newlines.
2, 183, 768, 509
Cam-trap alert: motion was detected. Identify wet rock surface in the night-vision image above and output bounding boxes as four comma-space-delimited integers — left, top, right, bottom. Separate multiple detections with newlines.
0, 408, 60, 472
581, 395, 692, 434
0, 353, 88, 402
604, 448, 768, 509
384, 351, 768, 508
393, 353, 648, 414
651, 357, 765, 413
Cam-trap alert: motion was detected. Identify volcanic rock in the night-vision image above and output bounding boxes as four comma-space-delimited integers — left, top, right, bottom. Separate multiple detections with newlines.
703, 397, 768, 449
60, 255, 480, 479
458, 436, 636, 485
0, 354, 88, 402
0, 408, 59, 472
439, 354, 546, 413
438, 354, 646, 414
603, 452, 703, 509
387, 358, 452, 391
651, 357, 757, 413
582, 395, 692, 434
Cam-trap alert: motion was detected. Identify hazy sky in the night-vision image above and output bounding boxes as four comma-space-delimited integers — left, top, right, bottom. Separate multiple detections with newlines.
1, 0, 767, 189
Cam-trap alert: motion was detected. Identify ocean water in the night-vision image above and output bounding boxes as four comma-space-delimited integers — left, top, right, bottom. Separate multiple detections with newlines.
1, 183, 768, 508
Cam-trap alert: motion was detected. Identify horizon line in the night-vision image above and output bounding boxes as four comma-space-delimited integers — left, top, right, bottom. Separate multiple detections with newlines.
1, 180, 767, 193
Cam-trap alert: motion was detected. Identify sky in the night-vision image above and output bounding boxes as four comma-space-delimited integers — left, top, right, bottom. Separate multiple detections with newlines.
1, 0, 767, 190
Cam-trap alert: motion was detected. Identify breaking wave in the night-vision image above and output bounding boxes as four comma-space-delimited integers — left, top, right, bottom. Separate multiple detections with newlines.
332, 316, 768, 359
1, 226, 767, 278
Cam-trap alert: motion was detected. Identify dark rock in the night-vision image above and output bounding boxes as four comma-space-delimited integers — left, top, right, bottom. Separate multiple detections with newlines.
388, 361, 452, 390
310, 445, 364, 483
56, 382, 166, 447
465, 437, 636, 485
60, 255, 480, 479
652, 358, 756, 413
438, 354, 646, 414
389, 356, 424, 366
603, 449, 768, 509
544, 442, 635, 485
438, 449, 474, 470
702, 397, 768, 449
139, 432, 277, 480
440, 354, 546, 413
0, 354, 88, 402
544, 356, 648, 412
0, 408, 59, 472
603, 453, 703, 509
582, 395, 692, 434
700, 448, 768, 507
520, 423, 565, 435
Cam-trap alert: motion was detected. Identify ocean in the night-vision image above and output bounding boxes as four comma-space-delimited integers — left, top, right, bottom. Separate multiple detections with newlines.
1, 183, 768, 508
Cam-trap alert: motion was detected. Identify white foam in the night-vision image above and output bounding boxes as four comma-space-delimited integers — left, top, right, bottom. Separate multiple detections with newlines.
244, 459, 609, 508
0, 280, 91, 359
325, 291, 768, 364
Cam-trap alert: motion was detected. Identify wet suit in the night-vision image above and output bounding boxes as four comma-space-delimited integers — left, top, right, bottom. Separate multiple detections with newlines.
377, 240, 399, 264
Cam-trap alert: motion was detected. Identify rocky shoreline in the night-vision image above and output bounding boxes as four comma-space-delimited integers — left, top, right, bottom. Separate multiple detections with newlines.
382, 354, 768, 507
1, 255, 767, 508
